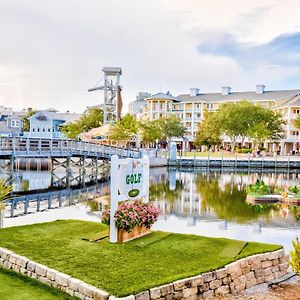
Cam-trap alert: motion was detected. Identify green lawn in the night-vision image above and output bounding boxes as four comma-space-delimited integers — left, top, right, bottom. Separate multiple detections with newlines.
0, 220, 281, 297
0, 267, 76, 300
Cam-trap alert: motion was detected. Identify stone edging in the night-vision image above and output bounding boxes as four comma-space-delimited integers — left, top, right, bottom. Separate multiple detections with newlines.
0, 247, 290, 300
0, 247, 109, 300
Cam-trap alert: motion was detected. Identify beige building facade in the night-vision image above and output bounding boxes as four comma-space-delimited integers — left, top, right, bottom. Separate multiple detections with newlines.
137, 86, 300, 154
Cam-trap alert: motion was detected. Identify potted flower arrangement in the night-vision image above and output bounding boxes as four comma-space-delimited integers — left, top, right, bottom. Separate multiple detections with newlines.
101, 200, 160, 243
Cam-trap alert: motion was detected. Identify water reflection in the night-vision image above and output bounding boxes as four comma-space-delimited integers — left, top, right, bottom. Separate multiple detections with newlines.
2, 168, 300, 251
150, 170, 300, 226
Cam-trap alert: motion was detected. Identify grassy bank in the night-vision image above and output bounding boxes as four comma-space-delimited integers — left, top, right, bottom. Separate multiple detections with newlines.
0, 220, 281, 297
0, 267, 76, 300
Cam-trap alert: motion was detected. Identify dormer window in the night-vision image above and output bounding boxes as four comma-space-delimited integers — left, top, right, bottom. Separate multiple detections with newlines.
36, 115, 47, 121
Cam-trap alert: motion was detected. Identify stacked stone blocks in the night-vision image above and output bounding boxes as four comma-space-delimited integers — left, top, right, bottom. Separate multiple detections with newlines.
0, 247, 109, 300
130, 249, 290, 300
0, 247, 290, 300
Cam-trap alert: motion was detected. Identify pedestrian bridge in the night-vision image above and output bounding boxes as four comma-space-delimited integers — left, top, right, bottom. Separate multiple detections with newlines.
0, 137, 140, 159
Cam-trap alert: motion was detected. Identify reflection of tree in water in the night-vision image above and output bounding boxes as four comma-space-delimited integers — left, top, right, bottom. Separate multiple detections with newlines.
289, 206, 300, 222
195, 174, 277, 223
22, 180, 29, 192
149, 180, 184, 203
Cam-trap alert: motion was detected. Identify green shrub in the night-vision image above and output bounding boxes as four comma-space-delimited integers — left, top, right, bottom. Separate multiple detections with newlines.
235, 147, 252, 154
290, 237, 300, 274
246, 180, 271, 195
0, 179, 12, 211
288, 186, 300, 194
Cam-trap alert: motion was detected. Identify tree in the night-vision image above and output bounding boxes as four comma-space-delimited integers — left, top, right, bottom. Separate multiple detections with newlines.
293, 115, 300, 131
214, 101, 285, 150
61, 108, 103, 139
138, 119, 162, 147
248, 110, 285, 148
22, 110, 37, 132
110, 114, 138, 142
157, 115, 186, 144
215, 101, 259, 150
194, 111, 221, 149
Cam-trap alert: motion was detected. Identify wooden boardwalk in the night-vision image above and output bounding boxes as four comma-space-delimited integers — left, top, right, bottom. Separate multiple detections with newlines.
0, 137, 140, 159
4, 185, 107, 218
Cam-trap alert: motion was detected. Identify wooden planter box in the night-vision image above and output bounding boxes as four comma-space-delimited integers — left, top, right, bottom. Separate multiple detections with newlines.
117, 226, 151, 243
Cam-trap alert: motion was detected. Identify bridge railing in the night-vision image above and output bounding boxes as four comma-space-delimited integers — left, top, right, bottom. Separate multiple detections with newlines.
4, 185, 106, 217
0, 137, 140, 158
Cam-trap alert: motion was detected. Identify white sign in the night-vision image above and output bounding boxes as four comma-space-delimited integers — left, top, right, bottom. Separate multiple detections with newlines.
109, 155, 149, 243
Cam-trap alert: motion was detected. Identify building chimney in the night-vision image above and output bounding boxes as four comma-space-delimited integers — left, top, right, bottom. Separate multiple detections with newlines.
190, 88, 199, 97
256, 85, 265, 94
221, 86, 231, 96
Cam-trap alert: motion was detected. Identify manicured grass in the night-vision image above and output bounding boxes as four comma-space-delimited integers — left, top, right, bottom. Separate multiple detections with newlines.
0, 267, 76, 300
0, 220, 281, 297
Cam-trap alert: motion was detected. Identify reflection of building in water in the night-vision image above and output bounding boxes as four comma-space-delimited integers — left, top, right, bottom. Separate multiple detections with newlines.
151, 170, 300, 228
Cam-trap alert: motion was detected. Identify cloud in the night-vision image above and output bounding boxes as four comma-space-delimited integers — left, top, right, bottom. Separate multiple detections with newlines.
196, 31, 300, 77
0, 0, 300, 112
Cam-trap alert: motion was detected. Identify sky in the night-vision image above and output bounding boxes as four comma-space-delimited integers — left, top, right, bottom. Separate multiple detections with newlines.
0, 0, 300, 114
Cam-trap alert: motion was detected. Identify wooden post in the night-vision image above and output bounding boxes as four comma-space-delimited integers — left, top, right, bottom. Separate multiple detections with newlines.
110, 155, 119, 243
66, 157, 71, 188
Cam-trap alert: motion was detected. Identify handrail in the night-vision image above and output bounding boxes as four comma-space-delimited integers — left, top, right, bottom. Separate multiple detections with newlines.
0, 137, 140, 158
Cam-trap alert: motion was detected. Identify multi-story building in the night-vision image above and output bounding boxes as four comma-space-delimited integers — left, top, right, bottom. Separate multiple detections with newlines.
128, 92, 151, 116
26, 109, 81, 139
139, 85, 300, 154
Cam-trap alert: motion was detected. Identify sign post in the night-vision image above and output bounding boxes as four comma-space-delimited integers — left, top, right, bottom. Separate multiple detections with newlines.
109, 155, 149, 243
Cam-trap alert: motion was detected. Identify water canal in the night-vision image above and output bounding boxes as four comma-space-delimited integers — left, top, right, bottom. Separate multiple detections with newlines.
2, 167, 300, 252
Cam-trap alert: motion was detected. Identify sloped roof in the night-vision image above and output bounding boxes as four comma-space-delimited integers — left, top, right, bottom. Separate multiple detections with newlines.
7, 112, 26, 120
273, 94, 300, 109
29, 111, 81, 124
177, 89, 300, 103
145, 92, 180, 102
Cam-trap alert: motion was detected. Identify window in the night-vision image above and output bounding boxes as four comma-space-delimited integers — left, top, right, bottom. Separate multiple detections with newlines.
48, 128, 51, 132
293, 109, 300, 114
292, 131, 299, 136
32, 128, 35, 132
207, 103, 213, 109
195, 103, 201, 109
37, 127, 40, 132
11, 120, 20, 127
42, 128, 45, 132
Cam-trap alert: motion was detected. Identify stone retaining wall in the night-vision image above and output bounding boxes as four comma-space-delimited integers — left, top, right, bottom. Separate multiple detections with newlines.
0, 247, 109, 300
132, 249, 290, 300
0, 247, 290, 300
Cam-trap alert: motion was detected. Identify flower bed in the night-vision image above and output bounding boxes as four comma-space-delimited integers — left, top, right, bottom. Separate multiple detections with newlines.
101, 200, 159, 242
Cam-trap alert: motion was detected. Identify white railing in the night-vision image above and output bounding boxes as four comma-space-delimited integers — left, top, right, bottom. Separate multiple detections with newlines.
0, 137, 140, 159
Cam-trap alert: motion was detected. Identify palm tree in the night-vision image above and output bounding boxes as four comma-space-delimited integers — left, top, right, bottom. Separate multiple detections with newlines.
0, 179, 12, 228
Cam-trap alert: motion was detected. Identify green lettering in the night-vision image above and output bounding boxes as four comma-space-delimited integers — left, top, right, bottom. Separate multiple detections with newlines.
137, 173, 142, 183
126, 175, 130, 185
